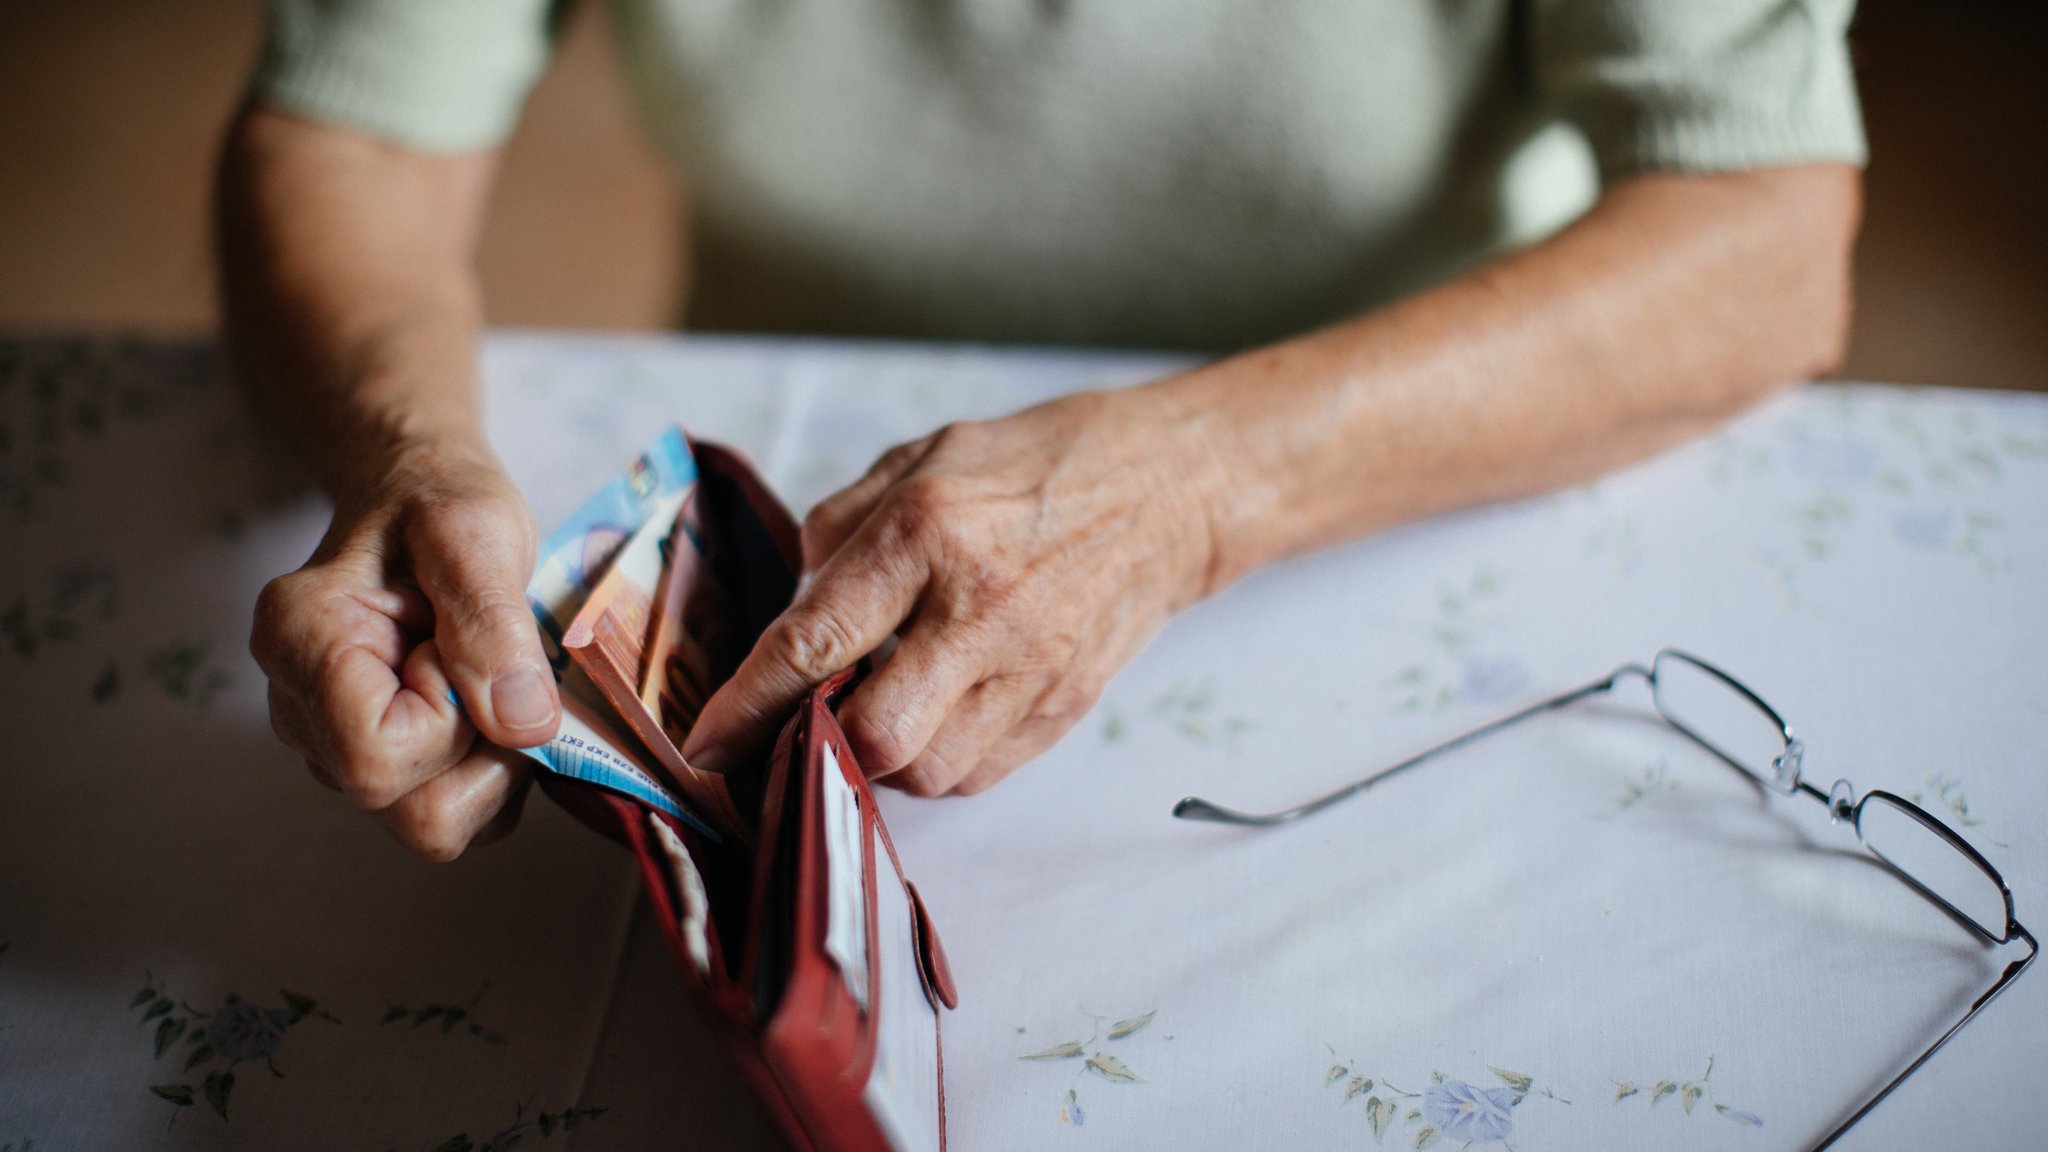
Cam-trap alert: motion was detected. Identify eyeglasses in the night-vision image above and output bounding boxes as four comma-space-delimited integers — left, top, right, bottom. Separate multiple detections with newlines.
1173, 648, 2035, 1152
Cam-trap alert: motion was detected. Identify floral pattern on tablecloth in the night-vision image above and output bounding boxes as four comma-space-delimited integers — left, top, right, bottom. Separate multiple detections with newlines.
129, 976, 340, 1122
1611, 1056, 1762, 1129
1697, 389, 2048, 602
1018, 1009, 1162, 1126
1322, 1058, 1570, 1149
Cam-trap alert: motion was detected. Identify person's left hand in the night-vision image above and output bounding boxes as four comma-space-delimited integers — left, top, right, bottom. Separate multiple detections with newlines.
682, 387, 1223, 796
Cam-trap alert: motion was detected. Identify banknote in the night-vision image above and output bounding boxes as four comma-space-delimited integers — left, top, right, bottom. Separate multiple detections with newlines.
562, 486, 749, 842
519, 428, 721, 841
645, 485, 756, 755
542, 673, 708, 834
527, 427, 696, 655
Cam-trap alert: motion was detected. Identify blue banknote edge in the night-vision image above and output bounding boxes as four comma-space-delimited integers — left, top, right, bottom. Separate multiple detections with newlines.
518, 427, 720, 842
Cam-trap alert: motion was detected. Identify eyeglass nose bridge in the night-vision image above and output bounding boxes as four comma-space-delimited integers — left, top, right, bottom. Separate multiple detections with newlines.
1772, 738, 1806, 793
1827, 778, 1856, 823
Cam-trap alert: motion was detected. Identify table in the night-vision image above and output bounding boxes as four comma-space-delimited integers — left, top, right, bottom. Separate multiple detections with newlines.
1, 332, 2043, 1151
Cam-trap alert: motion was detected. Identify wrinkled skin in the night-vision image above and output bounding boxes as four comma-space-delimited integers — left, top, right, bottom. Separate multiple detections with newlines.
251, 443, 554, 860
683, 388, 1222, 796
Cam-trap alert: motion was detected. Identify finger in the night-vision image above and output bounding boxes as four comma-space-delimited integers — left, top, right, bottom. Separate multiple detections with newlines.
937, 666, 1108, 796
834, 622, 993, 778
801, 436, 933, 574
383, 582, 436, 638
302, 757, 343, 794
377, 743, 533, 863
469, 767, 534, 848
251, 567, 411, 698
683, 514, 932, 776
308, 641, 474, 807
256, 570, 475, 809
407, 500, 560, 750
947, 713, 1070, 796
269, 687, 350, 795
876, 676, 1035, 797
267, 680, 322, 760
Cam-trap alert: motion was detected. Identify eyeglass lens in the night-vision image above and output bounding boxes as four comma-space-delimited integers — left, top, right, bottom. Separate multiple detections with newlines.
1856, 793, 2012, 942
1648, 652, 2011, 944
1650, 652, 1795, 789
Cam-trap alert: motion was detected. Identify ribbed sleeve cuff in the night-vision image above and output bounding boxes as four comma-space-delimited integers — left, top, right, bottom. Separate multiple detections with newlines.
251, 0, 557, 154
1585, 100, 1868, 179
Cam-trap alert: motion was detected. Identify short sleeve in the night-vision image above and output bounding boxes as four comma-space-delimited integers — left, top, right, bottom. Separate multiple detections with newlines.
1530, 0, 1866, 180
251, 0, 563, 153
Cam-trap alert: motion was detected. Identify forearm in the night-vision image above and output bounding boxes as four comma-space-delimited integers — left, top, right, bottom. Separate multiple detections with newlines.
1153, 164, 1862, 593
216, 106, 501, 505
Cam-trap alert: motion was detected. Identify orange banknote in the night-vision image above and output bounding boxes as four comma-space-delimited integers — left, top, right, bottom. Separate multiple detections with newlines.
562, 487, 749, 843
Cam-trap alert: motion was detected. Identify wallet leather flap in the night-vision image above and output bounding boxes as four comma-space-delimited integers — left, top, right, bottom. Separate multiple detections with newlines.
904, 881, 959, 1011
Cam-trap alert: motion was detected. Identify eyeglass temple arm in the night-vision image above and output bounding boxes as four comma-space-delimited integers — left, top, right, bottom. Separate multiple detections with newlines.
1811, 922, 2037, 1152
1172, 664, 1653, 827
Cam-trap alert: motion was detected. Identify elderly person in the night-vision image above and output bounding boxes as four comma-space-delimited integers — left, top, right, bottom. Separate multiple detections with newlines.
232, 0, 1863, 860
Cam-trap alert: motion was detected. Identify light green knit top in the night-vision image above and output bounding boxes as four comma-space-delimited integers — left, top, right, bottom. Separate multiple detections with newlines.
254, 0, 1865, 351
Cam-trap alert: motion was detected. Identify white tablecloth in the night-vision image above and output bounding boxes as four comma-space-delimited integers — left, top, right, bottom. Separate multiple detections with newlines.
1, 332, 2042, 1151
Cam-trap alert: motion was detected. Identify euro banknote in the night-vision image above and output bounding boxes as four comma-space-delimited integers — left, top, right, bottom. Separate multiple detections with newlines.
562, 484, 749, 842
520, 428, 721, 841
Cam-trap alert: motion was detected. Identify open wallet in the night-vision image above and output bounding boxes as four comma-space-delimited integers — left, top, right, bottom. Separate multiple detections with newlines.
516, 427, 960, 1152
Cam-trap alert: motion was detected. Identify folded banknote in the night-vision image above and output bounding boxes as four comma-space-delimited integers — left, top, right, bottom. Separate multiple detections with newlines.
562, 482, 750, 843
520, 429, 723, 841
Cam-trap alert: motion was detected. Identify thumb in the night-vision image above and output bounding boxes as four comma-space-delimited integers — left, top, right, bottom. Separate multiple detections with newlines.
408, 496, 560, 749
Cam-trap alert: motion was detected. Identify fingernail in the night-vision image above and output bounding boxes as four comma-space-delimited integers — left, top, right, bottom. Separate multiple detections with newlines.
492, 667, 555, 731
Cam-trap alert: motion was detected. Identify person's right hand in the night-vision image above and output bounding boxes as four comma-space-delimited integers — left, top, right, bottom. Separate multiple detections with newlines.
250, 440, 560, 860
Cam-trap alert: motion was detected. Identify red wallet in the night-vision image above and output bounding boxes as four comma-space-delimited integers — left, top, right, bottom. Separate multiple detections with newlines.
526, 432, 959, 1152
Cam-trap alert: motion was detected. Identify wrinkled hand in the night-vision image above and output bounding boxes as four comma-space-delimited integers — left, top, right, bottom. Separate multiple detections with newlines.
251, 441, 560, 860
683, 388, 1220, 796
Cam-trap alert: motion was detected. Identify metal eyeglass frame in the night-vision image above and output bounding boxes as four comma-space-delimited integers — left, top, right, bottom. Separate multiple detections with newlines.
1172, 648, 2035, 1152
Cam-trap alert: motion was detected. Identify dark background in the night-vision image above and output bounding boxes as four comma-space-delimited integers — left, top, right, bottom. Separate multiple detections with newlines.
1, 0, 2041, 391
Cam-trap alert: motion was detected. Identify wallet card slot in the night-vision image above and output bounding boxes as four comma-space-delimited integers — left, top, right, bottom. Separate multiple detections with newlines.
748, 712, 810, 1023
608, 791, 726, 990
640, 810, 718, 982
681, 440, 802, 828
861, 815, 945, 1152
690, 441, 802, 648
538, 773, 757, 995
820, 740, 874, 1016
